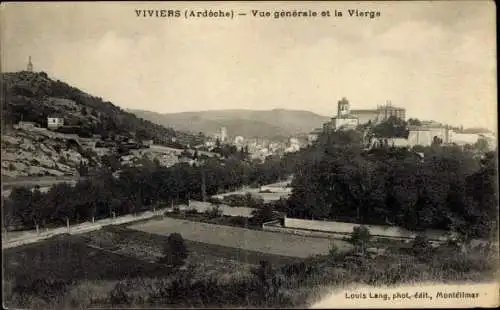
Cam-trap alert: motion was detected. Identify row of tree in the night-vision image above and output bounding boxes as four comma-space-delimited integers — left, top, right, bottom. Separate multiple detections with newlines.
286, 129, 497, 239
3, 153, 296, 230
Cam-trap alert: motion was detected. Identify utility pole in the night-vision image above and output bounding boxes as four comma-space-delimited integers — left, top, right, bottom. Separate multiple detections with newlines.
201, 168, 206, 202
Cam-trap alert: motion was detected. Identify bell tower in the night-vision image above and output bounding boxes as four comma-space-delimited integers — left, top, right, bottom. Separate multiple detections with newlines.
337, 97, 350, 117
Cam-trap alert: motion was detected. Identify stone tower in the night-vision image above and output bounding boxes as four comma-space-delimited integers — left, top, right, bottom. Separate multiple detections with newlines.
220, 127, 227, 142
337, 97, 350, 117
27, 56, 33, 72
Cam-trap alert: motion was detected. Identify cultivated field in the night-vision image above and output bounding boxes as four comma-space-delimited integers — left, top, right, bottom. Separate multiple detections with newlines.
129, 217, 352, 258
3, 234, 172, 284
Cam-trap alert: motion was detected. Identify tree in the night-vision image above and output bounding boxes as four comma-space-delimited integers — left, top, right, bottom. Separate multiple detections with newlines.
205, 206, 222, 219
408, 118, 422, 126
412, 234, 433, 261
432, 135, 443, 146
473, 138, 489, 153
350, 226, 371, 248
372, 116, 408, 138
251, 204, 278, 225
160, 233, 188, 267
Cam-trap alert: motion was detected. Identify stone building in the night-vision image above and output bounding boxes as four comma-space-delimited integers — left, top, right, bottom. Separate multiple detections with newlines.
47, 116, 64, 129
330, 98, 359, 131
350, 100, 406, 125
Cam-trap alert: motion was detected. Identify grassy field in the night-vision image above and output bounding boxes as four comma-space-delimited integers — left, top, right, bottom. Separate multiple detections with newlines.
3, 223, 498, 309
129, 217, 353, 258
3, 234, 172, 283
2, 225, 311, 309
2, 233, 173, 309
84, 225, 301, 266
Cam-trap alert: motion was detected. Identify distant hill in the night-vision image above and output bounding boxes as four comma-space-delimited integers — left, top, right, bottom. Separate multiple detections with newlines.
1, 71, 204, 147
130, 108, 330, 141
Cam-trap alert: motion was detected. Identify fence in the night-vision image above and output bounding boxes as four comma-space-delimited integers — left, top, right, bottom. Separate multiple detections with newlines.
2, 207, 167, 249
262, 221, 351, 240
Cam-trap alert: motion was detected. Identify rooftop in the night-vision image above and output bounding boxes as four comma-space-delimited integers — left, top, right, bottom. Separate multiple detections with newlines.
351, 109, 378, 114
332, 114, 359, 120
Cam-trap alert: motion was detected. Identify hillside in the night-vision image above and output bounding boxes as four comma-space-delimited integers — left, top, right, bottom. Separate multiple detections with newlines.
130, 108, 330, 141
0, 71, 201, 178
1, 71, 205, 147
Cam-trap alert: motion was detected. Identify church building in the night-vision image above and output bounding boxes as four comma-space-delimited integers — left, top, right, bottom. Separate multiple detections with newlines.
329, 97, 359, 131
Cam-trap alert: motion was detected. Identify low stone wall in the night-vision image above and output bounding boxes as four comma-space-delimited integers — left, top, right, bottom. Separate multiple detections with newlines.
283, 217, 452, 241
263, 222, 353, 240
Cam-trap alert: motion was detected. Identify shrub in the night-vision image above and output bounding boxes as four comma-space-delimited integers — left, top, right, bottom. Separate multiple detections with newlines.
328, 242, 339, 257
251, 205, 278, 226
412, 234, 433, 260
184, 208, 198, 215
108, 282, 129, 305
204, 206, 222, 219
350, 226, 371, 247
229, 216, 248, 227
159, 233, 188, 267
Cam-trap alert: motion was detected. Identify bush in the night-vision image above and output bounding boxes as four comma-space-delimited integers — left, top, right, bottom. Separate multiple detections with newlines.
350, 226, 371, 247
184, 208, 198, 215
205, 206, 222, 219
412, 235, 434, 260
159, 233, 188, 267
251, 205, 278, 226
328, 242, 339, 257
229, 216, 248, 227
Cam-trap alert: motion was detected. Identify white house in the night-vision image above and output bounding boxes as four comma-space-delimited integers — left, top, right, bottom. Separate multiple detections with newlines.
47, 116, 64, 129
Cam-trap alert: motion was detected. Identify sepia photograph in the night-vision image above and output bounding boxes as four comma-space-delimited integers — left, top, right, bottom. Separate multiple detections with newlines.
1, 1, 498, 309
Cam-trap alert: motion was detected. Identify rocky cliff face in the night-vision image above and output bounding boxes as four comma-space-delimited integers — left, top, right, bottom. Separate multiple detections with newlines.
1, 127, 90, 178
1, 127, 184, 179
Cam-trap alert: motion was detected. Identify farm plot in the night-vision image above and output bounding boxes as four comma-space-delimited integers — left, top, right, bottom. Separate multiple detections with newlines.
3, 234, 172, 285
129, 217, 351, 259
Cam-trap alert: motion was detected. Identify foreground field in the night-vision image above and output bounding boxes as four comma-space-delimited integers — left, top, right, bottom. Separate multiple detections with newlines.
129, 217, 351, 258
3, 222, 498, 309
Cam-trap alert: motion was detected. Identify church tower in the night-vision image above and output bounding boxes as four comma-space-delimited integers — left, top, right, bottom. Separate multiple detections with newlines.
27, 56, 33, 72
337, 97, 350, 117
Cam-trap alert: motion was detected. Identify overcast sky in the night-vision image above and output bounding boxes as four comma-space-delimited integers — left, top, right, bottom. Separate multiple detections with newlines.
1, 1, 496, 131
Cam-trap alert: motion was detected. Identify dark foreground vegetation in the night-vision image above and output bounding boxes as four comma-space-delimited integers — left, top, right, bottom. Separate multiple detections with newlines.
287, 130, 498, 239
3, 225, 497, 309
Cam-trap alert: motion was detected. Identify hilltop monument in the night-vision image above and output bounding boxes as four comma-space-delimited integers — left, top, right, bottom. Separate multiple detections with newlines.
27, 56, 33, 72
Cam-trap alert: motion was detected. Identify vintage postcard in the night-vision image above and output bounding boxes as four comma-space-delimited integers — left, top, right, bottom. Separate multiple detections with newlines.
1, 1, 498, 309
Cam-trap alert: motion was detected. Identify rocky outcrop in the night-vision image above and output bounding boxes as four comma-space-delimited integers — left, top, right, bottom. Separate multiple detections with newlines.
1, 128, 90, 178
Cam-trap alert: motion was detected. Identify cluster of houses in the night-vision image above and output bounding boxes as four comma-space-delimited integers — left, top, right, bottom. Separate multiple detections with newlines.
202, 127, 305, 162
